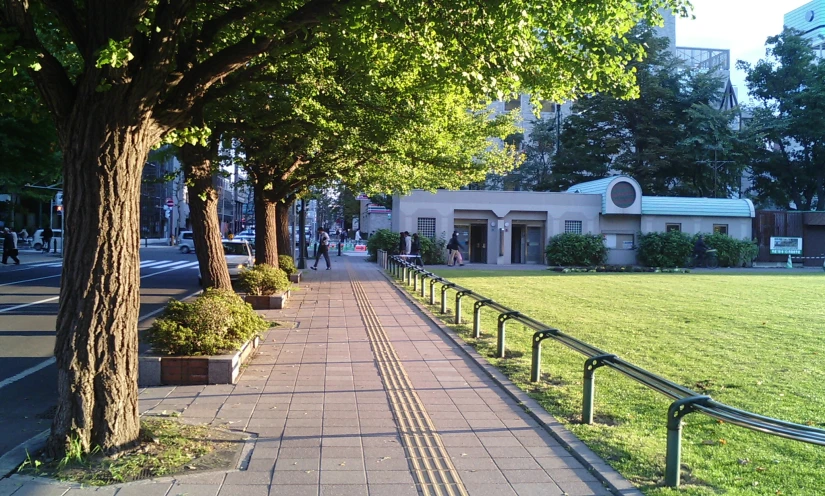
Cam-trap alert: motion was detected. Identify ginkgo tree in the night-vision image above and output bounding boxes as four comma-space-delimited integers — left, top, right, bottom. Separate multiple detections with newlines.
0, 0, 688, 456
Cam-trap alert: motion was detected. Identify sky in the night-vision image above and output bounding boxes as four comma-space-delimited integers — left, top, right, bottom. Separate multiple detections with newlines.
675, 0, 811, 104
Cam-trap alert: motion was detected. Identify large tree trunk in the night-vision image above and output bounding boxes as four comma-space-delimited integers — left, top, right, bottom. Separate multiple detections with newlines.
254, 181, 279, 266
180, 143, 232, 290
48, 115, 152, 457
276, 200, 292, 258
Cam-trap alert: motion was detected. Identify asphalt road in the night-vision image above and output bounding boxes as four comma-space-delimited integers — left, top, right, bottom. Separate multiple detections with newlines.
0, 245, 202, 458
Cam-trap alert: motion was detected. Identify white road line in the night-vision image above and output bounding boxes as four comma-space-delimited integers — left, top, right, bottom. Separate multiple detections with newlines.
0, 358, 56, 391
0, 274, 61, 288
180, 261, 201, 269
0, 287, 203, 392
139, 260, 156, 266
0, 296, 60, 314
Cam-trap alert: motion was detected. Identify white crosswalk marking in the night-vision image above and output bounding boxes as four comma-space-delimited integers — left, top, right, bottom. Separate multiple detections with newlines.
138, 261, 172, 268
149, 261, 192, 269
139, 260, 156, 266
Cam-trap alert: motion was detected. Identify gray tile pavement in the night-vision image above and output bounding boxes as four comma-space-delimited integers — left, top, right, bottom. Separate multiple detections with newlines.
0, 259, 633, 496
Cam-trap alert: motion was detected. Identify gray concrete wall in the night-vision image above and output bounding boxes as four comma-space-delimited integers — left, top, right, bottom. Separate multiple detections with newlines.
600, 215, 641, 265
641, 215, 752, 240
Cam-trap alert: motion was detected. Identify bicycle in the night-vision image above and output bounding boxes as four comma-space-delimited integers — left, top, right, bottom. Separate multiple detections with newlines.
689, 249, 719, 269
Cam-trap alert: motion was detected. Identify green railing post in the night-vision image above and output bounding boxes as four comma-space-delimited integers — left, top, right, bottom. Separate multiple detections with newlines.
412, 269, 418, 291
405, 265, 412, 286
429, 279, 438, 305
455, 291, 471, 325
665, 396, 710, 488
530, 333, 544, 382
420, 273, 426, 298
497, 312, 518, 359
473, 300, 491, 338
581, 354, 615, 424
441, 284, 452, 314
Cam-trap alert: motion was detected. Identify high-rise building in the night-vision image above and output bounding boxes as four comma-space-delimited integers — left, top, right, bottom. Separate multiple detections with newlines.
785, 0, 825, 56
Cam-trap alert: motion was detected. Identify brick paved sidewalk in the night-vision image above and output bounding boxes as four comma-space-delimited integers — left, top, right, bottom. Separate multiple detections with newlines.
0, 258, 635, 496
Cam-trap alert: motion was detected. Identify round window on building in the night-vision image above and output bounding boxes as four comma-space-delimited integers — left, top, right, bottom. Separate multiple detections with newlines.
610, 181, 637, 208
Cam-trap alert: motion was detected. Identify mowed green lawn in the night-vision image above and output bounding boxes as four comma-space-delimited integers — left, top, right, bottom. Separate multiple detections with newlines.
422, 271, 825, 496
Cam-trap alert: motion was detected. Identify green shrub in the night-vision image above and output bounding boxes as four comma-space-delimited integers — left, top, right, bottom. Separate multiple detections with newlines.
695, 233, 758, 268
238, 264, 290, 296
637, 231, 693, 267
278, 255, 297, 275
146, 289, 269, 356
545, 233, 608, 266
366, 229, 401, 261
420, 235, 447, 265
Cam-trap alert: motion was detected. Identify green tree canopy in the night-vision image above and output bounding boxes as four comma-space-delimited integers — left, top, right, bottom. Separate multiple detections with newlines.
547, 27, 745, 196
737, 29, 825, 210
0, 0, 690, 457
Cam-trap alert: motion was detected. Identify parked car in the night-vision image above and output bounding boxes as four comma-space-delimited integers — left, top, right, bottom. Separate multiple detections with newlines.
235, 231, 255, 244
198, 239, 254, 286
31, 229, 63, 251
178, 231, 195, 253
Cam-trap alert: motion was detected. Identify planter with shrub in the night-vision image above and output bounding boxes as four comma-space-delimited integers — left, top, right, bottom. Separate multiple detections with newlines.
238, 263, 292, 309
140, 289, 271, 386
279, 254, 302, 283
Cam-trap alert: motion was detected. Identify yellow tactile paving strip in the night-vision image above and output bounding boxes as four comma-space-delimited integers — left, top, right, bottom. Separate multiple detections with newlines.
350, 272, 469, 496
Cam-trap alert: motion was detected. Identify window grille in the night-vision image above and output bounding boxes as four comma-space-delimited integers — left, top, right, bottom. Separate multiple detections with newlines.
417, 218, 436, 240
564, 220, 582, 234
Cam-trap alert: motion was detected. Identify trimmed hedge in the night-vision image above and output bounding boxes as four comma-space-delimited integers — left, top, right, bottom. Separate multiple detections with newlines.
420, 235, 447, 265
238, 264, 291, 296
545, 233, 608, 266
146, 289, 269, 356
366, 229, 400, 261
637, 231, 693, 268
278, 255, 298, 276
637, 231, 758, 268
699, 232, 758, 267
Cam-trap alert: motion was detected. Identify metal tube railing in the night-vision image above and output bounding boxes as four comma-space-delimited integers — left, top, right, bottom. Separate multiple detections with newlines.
382, 255, 825, 488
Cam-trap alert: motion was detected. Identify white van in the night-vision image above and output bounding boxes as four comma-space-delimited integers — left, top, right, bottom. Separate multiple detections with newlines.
178, 231, 195, 253
32, 229, 62, 252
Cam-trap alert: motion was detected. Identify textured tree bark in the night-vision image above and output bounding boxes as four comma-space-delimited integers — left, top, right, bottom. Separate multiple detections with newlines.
48, 112, 151, 457
276, 201, 292, 258
254, 181, 279, 266
179, 143, 232, 290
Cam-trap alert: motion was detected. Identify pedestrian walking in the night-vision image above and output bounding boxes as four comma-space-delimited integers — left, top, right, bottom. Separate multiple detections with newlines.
354, 229, 362, 243
411, 233, 422, 266
310, 227, 331, 270
447, 231, 464, 266
42, 226, 53, 253
2, 227, 20, 265
404, 231, 412, 255
398, 231, 407, 255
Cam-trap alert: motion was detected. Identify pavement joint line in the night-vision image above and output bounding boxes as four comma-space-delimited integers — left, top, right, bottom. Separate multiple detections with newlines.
379, 265, 643, 496
348, 265, 468, 496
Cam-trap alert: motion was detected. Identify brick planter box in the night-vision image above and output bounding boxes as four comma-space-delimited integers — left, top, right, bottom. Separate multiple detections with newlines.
244, 290, 290, 310
138, 335, 260, 387
289, 271, 302, 283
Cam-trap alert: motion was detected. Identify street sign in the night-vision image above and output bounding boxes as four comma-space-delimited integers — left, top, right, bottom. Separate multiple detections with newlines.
166, 197, 174, 207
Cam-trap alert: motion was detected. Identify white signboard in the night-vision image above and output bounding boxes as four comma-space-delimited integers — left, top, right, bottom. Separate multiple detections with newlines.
769, 237, 802, 255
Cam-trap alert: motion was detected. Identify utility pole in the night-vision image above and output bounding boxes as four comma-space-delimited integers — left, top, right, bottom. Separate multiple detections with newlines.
298, 198, 307, 269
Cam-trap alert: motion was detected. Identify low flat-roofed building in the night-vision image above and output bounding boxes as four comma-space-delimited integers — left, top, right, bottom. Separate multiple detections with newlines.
392, 176, 754, 265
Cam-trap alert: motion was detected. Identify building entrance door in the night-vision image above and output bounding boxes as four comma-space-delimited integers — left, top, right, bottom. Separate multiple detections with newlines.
470, 224, 487, 263
526, 226, 543, 263
511, 225, 525, 263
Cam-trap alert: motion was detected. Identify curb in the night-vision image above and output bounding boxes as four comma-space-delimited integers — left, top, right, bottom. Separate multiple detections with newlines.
0, 430, 49, 479
377, 266, 643, 496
